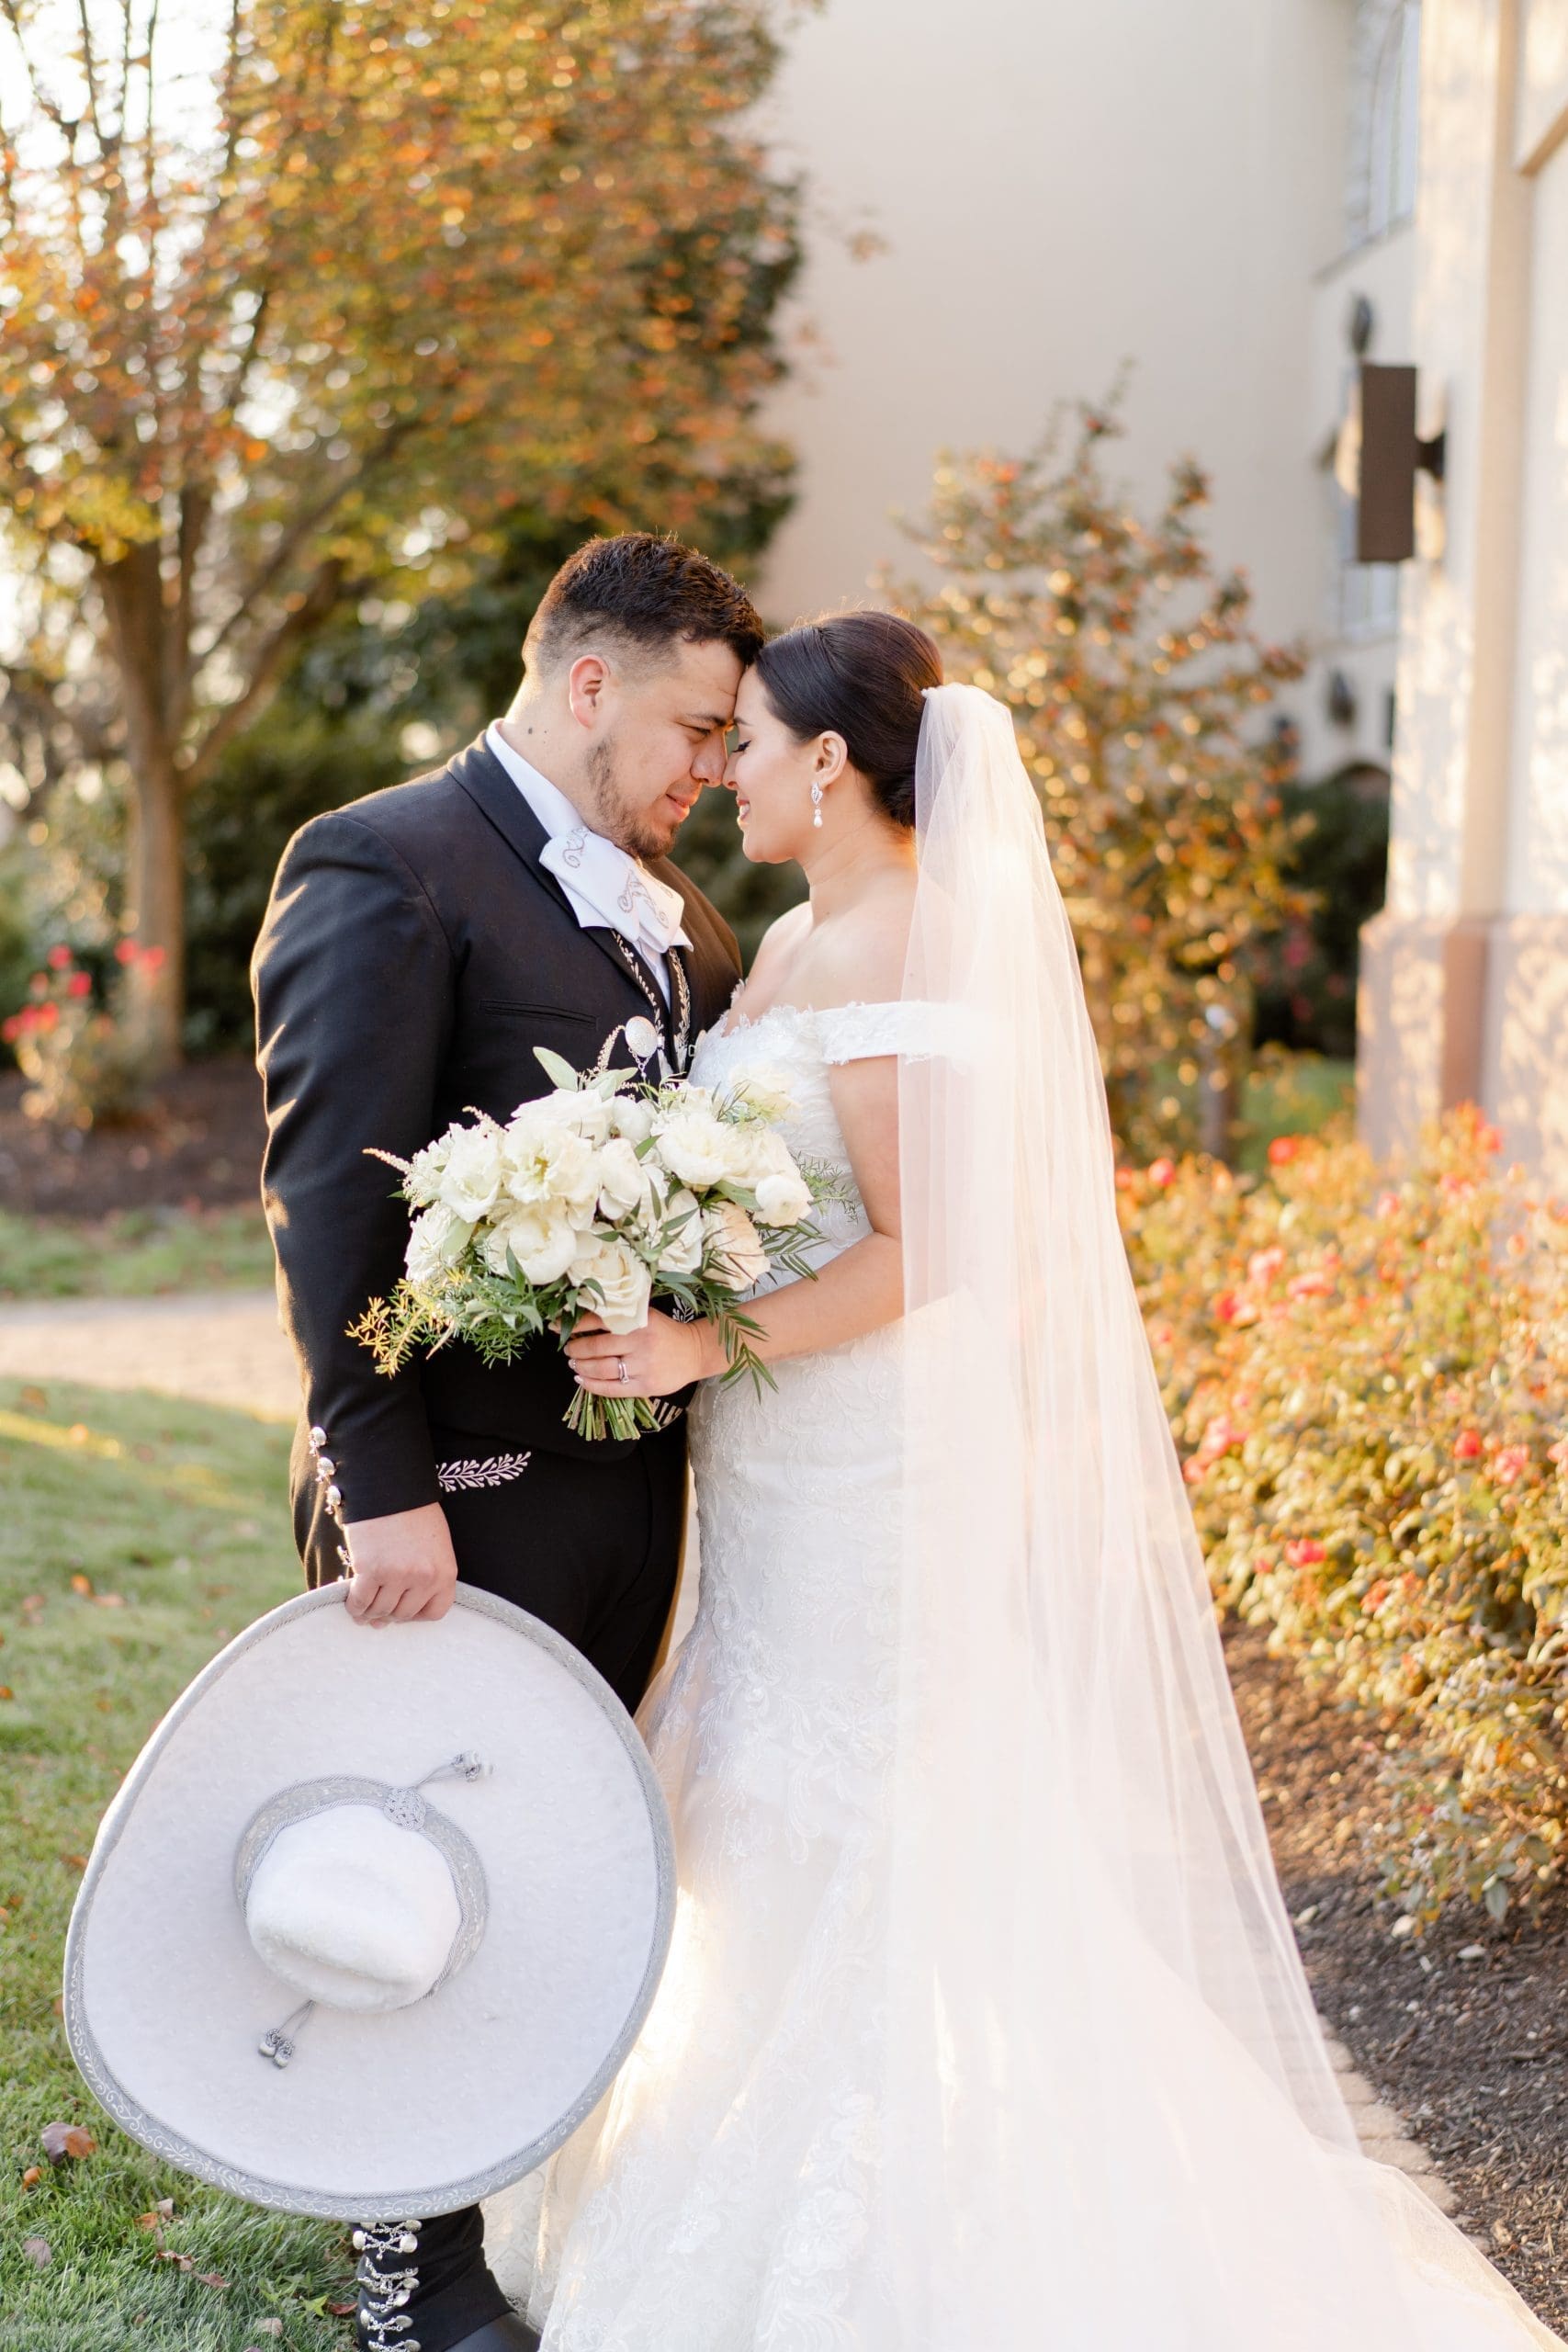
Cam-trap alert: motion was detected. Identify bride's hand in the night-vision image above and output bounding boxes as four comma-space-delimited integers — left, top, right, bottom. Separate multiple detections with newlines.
565, 1309, 724, 1396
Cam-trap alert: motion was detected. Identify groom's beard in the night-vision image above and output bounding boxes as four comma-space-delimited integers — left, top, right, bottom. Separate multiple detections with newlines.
585, 733, 685, 861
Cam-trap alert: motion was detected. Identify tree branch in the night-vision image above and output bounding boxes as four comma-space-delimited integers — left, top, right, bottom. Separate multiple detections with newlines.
183, 556, 347, 786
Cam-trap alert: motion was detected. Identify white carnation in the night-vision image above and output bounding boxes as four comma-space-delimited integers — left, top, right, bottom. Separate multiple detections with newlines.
404, 1136, 451, 1207
406, 1203, 474, 1286
753, 1170, 813, 1227
436, 1124, 506, 1222
702, 1199, 770, 1291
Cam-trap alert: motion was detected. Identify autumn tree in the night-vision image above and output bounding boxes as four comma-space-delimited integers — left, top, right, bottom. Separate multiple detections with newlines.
0, 0, 798, 1064
891, 398, 1308, 1158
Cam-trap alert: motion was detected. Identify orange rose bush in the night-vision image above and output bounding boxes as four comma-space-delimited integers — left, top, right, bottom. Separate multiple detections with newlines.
1120, 1107, 1568, 1928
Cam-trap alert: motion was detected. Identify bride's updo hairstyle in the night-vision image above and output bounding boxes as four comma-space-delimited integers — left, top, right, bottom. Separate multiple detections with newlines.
750, 611, 942, 830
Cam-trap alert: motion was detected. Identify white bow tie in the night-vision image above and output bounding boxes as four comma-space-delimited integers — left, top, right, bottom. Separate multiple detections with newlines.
539, 828, 692, 967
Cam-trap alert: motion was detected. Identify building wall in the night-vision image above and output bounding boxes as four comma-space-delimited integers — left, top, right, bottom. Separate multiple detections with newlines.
754, 0, 1352, 703
1359, 0, 1568, 1182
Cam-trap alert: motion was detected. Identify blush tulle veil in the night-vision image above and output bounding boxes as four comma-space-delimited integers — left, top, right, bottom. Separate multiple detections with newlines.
882, 682, 1556, 2347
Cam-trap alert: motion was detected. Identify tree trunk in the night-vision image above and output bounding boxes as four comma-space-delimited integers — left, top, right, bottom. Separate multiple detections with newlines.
122, 750, 186, 1071
97, 545, 187, 1073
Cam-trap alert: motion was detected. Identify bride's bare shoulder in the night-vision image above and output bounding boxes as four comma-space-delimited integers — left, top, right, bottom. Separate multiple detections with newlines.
807, 868, 918, 1009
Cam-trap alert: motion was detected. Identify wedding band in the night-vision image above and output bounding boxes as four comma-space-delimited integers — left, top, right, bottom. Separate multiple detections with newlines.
616, 1358, 628, 1385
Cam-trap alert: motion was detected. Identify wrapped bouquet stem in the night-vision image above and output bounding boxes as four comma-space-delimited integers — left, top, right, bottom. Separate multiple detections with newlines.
350, 1041, 833, 1442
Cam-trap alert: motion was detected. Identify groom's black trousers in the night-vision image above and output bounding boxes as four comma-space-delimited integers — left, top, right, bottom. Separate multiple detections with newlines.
291, 1413, 688, 2352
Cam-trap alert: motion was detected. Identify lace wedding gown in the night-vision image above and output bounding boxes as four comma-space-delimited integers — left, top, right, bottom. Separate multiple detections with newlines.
530, 1000, 918, 2348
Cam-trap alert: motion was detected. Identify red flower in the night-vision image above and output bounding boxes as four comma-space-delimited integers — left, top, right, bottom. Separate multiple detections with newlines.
1268, 1135, 1303, 1167
45, 944, 73, 970
37, 1001, 60, 1031
141, 944, 166, 974
1213, 1290, 1239, 1325
1147, 1157, 1177, 1189
1493, 1445, 1530, 1486
1478, 1123, 1503, 1154
1287, 1270, 1333, 1300
1364, 1577, 1391, 1611
1284, 1539, 1326, 1568
1247, 1246, 1286, 1284
1452, 1428, 1483, 1462
1, 1014, 19, 1043
1375, 1190, 1400, 1218
114, 939, 138, 965
65, 971, 91, 1000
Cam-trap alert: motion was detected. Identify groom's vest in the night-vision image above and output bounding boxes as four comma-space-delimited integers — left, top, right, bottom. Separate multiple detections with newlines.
253, 732, 741, 1524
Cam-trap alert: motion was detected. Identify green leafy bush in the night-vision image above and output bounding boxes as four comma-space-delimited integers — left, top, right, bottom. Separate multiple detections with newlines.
1120, 1108, 1568, 1928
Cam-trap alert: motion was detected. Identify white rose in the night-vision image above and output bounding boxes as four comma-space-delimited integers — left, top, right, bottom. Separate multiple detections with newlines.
728, 1066, 795, 1124
656, 1110, 749, 1193
530, 1086, 613, 1147
753, 1170, 813, 1228
405, 1203, 474, 1286
436, 1124, 506, 1222
596, 1135, 653, 1222
579, 1234, 653, 1335
608, 1092, 655, 1145
477, 1205, 579, 1285
702, 1199, 770, 1291
502, 1109, 600, 1223
654, 1186, 704, 1276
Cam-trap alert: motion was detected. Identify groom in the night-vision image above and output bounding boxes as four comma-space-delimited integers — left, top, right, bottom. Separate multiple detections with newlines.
252, 533, 759, 2352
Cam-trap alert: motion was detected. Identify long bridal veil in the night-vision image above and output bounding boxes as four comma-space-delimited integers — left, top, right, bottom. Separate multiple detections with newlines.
885, 684, 1556, 2347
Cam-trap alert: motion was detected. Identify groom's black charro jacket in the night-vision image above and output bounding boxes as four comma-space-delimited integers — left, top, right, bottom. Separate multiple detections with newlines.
252, 731, 741, 1525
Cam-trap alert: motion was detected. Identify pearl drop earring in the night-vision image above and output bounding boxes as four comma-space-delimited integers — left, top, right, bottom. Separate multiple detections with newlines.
811, 780, 825, 829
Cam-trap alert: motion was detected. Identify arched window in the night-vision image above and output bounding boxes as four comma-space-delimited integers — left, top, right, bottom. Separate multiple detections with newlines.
1365, 2, 1422, 239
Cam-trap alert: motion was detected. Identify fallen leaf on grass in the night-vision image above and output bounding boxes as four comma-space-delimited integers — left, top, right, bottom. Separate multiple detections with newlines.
21, 2165, 41, 2188
40, 2121, 96, 2162
252, 2321, 284, 2338
94, 1592, 127, 1609
153, 2247, 195, 2271
328, 2299, 356, 2316
60, 1854, 87, 1872
134, 2199, 175, 2229
70, 1572, 94, 1595
0, 1689, 12, 1702
196, 2270, 229, 2290
22, 2236, 51, 2267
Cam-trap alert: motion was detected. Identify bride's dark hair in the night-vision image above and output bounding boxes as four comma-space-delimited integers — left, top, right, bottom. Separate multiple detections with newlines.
750, 611, 943, 830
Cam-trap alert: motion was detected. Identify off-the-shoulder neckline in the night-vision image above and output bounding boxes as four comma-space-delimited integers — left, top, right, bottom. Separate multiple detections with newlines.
713, 997, 907, 1043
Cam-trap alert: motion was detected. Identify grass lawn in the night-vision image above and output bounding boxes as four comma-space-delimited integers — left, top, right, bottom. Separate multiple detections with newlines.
1239, 1053, 1356, 1171
0, 1378, 355, 2351
0, 1209, 274, 1304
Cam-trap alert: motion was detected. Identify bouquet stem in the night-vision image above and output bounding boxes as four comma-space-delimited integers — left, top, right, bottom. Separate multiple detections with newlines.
564, 1382, 666, 1443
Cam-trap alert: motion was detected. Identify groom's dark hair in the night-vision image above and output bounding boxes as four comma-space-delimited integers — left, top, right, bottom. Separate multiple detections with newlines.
525, 533, 764, 675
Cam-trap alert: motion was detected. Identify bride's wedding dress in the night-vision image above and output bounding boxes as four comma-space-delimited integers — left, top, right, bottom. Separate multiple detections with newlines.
534, 997, 913, 2346
528, 689, 1561, 2351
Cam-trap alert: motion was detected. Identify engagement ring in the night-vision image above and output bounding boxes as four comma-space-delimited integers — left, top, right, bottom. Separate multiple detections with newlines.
616, 1359, 628, 1385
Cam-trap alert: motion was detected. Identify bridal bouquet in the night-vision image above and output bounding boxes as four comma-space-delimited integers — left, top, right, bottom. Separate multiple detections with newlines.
351, 1034, 830, 1440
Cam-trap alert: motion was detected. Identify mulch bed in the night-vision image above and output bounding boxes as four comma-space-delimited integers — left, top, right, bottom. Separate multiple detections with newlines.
0, 1056, 265, 1218
1225, 1619, 1568, 2330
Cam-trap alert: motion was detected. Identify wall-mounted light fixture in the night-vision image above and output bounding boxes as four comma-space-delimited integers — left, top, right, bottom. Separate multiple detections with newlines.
1336, 363, 1447, 562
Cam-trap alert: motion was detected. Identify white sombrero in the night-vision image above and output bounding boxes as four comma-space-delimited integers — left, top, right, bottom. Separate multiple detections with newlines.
63, 1584, 675, 2221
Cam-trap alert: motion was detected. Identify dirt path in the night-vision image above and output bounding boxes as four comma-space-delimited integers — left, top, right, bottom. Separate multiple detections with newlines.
0, 1287, 298, 1422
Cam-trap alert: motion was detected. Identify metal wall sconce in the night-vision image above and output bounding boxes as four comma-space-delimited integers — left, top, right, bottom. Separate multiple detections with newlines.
1339, 362, 1447, 562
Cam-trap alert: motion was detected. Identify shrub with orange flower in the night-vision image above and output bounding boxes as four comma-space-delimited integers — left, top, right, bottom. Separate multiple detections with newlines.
1118, 1104, 1568, 1928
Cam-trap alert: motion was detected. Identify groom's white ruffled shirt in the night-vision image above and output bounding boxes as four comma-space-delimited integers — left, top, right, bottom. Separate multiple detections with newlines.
485, 721, 690, 1001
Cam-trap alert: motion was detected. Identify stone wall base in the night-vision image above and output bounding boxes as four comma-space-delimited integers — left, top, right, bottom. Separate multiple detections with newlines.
1358, 910, 1568, 1191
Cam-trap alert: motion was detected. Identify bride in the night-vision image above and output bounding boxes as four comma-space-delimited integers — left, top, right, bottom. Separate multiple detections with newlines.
553, 612, 1557, 2349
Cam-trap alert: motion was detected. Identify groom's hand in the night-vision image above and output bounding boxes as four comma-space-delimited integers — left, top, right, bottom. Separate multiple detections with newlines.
342, 1502, 459, 1628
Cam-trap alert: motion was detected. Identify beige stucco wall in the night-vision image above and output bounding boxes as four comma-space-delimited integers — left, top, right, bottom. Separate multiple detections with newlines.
1359, 0, 1568, 1184
755, 0, 1353, 679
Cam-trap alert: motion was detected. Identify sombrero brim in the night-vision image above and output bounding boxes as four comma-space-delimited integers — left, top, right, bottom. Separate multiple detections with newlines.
63, 1584, 675, 2221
